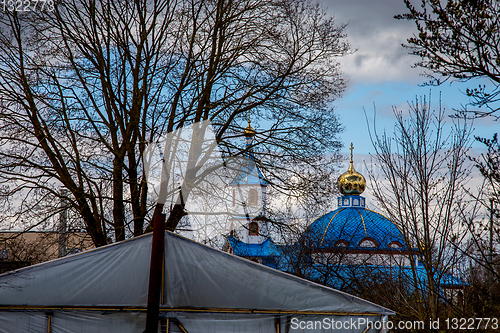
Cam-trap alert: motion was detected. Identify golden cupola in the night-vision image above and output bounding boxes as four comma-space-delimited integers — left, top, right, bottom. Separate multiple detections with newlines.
337, 143, 366, 195
244, 119, 255, 138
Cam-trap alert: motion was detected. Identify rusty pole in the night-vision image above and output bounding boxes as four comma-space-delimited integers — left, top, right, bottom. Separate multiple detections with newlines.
145, 213, 166, 333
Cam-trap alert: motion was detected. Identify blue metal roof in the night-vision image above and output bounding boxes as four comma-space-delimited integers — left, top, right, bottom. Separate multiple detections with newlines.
228, 146, 269, 187
227, 196, 465, 290
302, 207, 408, 250
227, 236, 280, 257
228, 238, 466, 289
229, 158, 268, 186
301, 264, 466, 290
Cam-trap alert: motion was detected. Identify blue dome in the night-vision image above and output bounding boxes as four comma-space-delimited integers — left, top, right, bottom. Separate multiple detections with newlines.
302, 201, 407, 251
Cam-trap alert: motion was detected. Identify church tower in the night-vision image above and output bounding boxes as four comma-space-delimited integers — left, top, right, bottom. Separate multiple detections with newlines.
228, 117, 269, 244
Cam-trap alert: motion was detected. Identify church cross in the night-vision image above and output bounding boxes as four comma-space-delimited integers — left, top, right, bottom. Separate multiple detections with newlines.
349, 142, 354, 163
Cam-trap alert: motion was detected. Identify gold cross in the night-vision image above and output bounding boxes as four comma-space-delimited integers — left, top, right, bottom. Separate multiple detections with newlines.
349, 142, 354, 163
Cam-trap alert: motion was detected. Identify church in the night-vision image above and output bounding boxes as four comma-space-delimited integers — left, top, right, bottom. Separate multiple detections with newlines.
224, 121, 464, 292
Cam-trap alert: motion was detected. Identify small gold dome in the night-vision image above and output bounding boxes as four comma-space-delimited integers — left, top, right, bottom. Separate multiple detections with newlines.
244, 120, 255, 137
337, 143, 366, 195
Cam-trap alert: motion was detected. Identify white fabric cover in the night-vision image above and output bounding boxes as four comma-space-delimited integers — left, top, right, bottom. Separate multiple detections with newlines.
0, 312, 46, 332
0, 232, 393, 332
0, 234, 152, 306
165, 313, 383, 333
163, 232, 392, 314
0, 312, 148, 333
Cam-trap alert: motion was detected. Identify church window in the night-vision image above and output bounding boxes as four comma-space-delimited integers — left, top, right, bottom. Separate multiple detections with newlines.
249, 222, 259, 236
334, 240, 348, 247
358, 238, 377, 248
248, 189, 258, 206
388, 241, 403, 249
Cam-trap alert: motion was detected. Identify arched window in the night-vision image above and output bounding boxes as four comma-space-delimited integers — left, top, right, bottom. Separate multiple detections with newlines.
388, 241, 403, 249
249, 222, 259, 236
334, 240, 349, 247
248, 189, 258, 206
358, 238, 377, 248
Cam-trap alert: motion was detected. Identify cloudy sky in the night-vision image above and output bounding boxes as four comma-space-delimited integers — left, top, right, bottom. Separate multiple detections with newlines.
314, 0, 497, 207
319, 0, 498, 160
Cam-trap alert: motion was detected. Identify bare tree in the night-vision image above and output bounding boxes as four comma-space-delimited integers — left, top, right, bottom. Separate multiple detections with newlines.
474, 135, 500, 209
397, 1, 500, 318
455, 135, 500, 316
396, 0, 500, 119
367, 94, 473, 321
0, 0, 349, 246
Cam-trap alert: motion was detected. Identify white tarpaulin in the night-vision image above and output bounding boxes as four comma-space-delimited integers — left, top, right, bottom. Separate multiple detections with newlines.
0, 232, 394, 332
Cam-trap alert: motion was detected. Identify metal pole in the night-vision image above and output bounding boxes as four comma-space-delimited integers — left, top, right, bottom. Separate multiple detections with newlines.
58, 189, 68, 258
145, 213, 166, 333
489, 198, 494, 297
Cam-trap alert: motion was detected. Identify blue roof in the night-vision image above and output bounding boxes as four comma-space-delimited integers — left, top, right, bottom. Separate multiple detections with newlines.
300, 264, 466, 290
302, 207, 408, 250
229, 150, 268, 186
227, 236, 280, 257
228, 237, 467, 289
227, 194, 465, 291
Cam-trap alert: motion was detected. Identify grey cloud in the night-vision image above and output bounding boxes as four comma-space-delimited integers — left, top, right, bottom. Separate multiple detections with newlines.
320, 0, 423, 83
